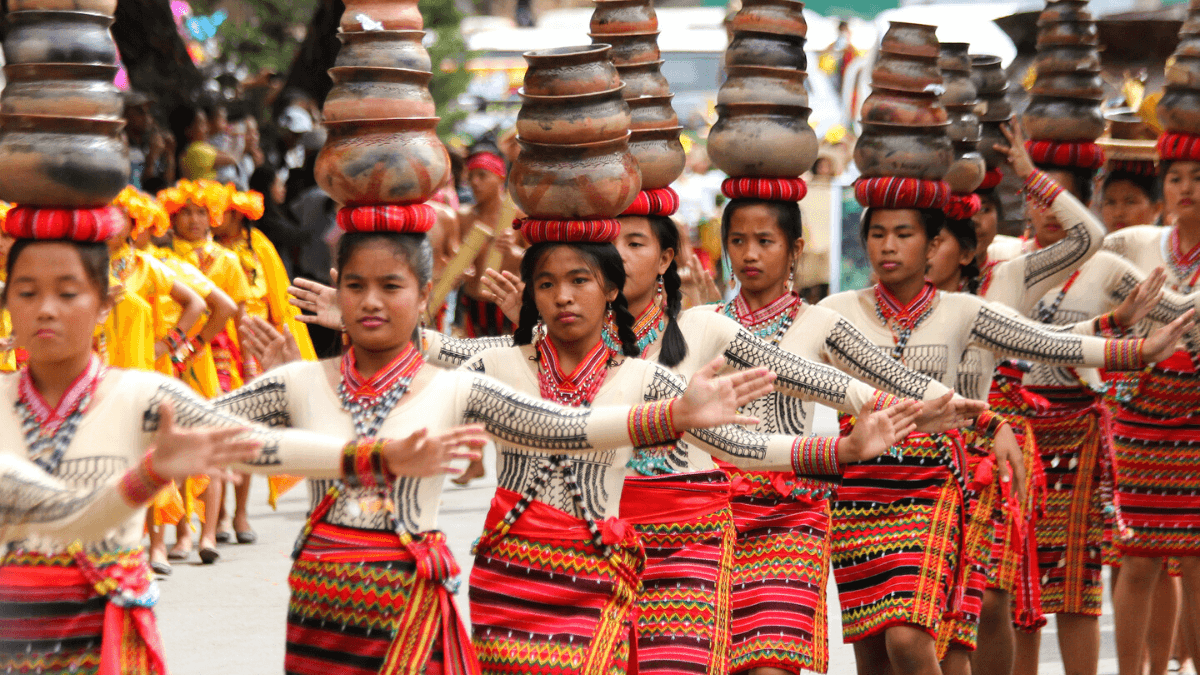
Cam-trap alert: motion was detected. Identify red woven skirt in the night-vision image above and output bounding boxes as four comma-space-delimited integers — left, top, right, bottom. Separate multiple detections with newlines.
720, 465, 832, 674
470, 488, 644, 675
620, 470, 735, 675
1113, 352, 1200, 557
831, 429, 965, 645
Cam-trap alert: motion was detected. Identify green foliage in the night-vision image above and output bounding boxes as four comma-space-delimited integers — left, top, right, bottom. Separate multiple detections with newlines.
194, 0, 317, 74
422, 0, 474, 137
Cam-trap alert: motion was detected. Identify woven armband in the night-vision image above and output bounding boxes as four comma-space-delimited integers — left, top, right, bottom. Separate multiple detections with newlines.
628, 400, 681, 447
118, 451, 171, 506
341, 439, 391, 489
868, 390, 901, 412
1104, 339, 1146, 371
975, 410, 1006, 437
791, 436, 842, 476
1023, 170, 1064, 211
1093, 312, 1126, 338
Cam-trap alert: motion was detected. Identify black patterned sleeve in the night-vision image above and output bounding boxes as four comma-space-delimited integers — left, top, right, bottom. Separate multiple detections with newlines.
968, 300, 1141, 369
1009, 190, 1104, 307
821, 318, 947, 400
422, 329, 514, 369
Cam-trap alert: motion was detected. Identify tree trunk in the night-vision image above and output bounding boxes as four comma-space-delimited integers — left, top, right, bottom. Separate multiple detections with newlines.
282, 0, 344, 111
112, 0, 203, 106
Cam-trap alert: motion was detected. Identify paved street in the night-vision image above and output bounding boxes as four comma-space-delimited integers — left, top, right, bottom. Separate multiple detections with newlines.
155, 406, 1120, 674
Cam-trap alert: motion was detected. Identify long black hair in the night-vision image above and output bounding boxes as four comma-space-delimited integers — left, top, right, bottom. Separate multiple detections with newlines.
639, 215, 688, 368
513, 241, 640, 357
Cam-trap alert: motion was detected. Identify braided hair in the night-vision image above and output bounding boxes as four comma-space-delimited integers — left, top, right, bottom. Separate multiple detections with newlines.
513, 242, 640, 357
641, 215, 688, 367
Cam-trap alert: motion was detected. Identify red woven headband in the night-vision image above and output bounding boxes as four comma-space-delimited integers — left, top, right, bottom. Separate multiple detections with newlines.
3, 206, 124, 242
466, 152, 507, 178
622, 188, 680, 217
514, 218, 621, 244
944, 193, 981, 221
854, 177, 950, 209
721, 177, 808, 202
1157, 133, 1200, 163
977, 168, 1003, 190
337, 204, 437, 234
1025, 140, 1105, 170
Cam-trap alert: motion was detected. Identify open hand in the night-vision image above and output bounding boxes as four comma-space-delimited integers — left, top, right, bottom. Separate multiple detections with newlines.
149, 402, 262, 482
288, 272, 341, 330
838, 399, 920, 463
1113, 267, 1166, 329
915, 391, 989, 434
381, 424, 488, 478
240, 316, 302, 371
1142, 309, 1196, 364
674, 356, 776, 430
995, 120, 1036, 181
479, 268, 524, 324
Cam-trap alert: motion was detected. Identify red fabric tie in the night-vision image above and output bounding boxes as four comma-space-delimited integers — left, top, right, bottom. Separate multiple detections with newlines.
465, 151, 507, 178
1157, 132, 1200, 162
4, 205, 124, 242
622, 187, 680, 216
977, 168, 1003, 190
1025, 140, 1105, 169
721, 176, 808, 202
515, 217, 621, 243
854, 177, 950, 209
337, 204, 437, 233
944, 193, 982, 220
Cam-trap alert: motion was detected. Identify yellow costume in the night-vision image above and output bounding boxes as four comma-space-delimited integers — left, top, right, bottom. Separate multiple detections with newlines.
95, 284, 154, 371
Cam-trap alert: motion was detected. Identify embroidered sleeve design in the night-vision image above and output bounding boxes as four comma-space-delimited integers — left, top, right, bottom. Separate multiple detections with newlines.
824, 319, 937, 399
147, 380, 285, 467
1111, 271, 1195, 328
425, 332, 513, 369
969, 306, 1087, 364
0, 463, 118, 525
461, 376, 592, 452
724, 328, 855, 405
1023, 221, 1092, 290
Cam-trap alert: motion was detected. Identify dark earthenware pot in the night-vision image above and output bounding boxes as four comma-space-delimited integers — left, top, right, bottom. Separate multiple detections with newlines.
315, 117, 450, 206
880, 21, 940, 58
1030, 71, 1104, 100
1, 63, 121, 119
728, 0, 807, 38
1174, 35, 1200, 58
871, 51, 942, 93
945, 106, 982, 143
938, 42, 972, 73
979, 119, 1011, 168
708, 103, 818, 177
1036, 20, 1100, 47
970, 55, 1008, 94
617, 60, 671, 98
1033, 46, 1101, 74
718, 65, 809, 107
946, 147, 986, 193
590, 0, 657, 35
855, 124, 953, 180
0, 114, 127, 206
1158, 88, 1200, 136
4, 11, 116, 66
340, 0, 422, 32
591, 32, 661, 67
323, 67, 435, 122
861, 87, 947, 126
1038, 5, 1091, 24
522, 44, 622, 97
725, 31, 807, 69
1021, 97, 1104, 140
626, 95, 679, 131
979, 92, 1013, 121
9, 0, 116, 13
1105, 108, 1158, 141
629, 126, 685, 189
940, 72, 978, 107
509, 134, 641, 219
335, 30, 431, 71
516, 86, 631, 145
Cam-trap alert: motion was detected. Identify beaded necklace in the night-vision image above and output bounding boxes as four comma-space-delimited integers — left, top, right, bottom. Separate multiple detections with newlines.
720, 290, 802, 346
17, 354, 105, 474
1164, 227, 1200, 293
604, 301, 665, 354
536, 336, 613, 408
1034, 270, 1083, 324
874, 281, 938, 360
111, 246, 136, 284
338, 343, 425, 438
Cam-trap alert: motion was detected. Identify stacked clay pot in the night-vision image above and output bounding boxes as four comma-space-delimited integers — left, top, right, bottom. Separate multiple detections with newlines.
509, 44, 641, 219
708, 0, 818, 178
853, 21, 953, 181
314, 0, 450, 206
589, 0, 684, 190
0, 1, 127, 206
940, 43, 985, 193
1021, 0, 1105, 142
972, 54, 1013, 170
1157, 0, 1200, 135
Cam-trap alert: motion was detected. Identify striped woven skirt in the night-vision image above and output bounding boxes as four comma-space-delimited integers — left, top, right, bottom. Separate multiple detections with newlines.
0, 549, 167, 675
286, 521, 477, 675
469, 488, 644, 675
619, 470, 735, 675
1026, 385, 1110, 615
831, 429, 965, 645
1113, 352, 1200, 557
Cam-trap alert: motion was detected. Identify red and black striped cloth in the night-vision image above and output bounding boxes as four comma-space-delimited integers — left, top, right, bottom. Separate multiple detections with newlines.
854, 177, 951, 209
1025, 140, 1106, 170
721, 176, 808, 202
622, 187, 680, 216
514, 217, 622, 244
337, 204, 437, 234
1157, 132, 1200, 162
3, 205, 123, 242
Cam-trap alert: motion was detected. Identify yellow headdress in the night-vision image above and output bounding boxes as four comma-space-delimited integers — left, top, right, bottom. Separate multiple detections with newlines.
156, 179, 230, 228
113, 186, 170, 238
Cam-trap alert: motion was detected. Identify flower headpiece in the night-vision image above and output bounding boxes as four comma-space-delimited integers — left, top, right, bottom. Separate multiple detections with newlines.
156, 179, 231, 228
113, 186, 171, 238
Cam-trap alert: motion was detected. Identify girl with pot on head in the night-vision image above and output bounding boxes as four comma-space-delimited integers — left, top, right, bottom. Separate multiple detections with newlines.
228, 204, 780, 675
1100, 168, 1162, 232
462, 216, 920, 675
0, 210, 486, 675
815, 165, 1192, 675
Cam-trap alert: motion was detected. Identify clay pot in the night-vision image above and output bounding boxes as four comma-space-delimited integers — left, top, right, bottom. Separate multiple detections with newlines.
335, 30, 431, 71
626, 95, 679, 131
1038, 5, 1091, 24
1021, 97, 1104, 140
1036, 20, 1099, 47
940, 72, 978, 107
1157, 88, 1200, 135
979, 119, 1011, 168
629, 126, 685, 189
1030, 71, 1104, 100
592, 32, 661, 66
1, 63, 121, 118
523, 44, 622, 97
323, 67, 434, 122
861, 88, 947, 126
871, 52, 942, 93
617, 61, 671, 98
8, 0, 116, 13
1105, 108, 1157, 141
516, 86, 632, 145
509, 135, 641, 219
854, 124, 954, 179
1175, 35, 1200, 58
0, 114, 127, 206
938, 43, 972, 73
946, 147, 986, 193
590, 0, 657, 35
970, 55, 1007, 94
880, 21, 940, 59
1033, 46, 1101, 74
707, 103, 819, 177
4, 11, 116, 66
979, 93, 1012, 121
340, 0, 422, 32
314, 117, 450, 206
728, 0, 806, 39
718, 65, 809, 107
725, 31, 807, 70
946, 106, 982, 143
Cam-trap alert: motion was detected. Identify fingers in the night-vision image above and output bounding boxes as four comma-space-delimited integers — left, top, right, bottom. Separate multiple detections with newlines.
697, 355, 727, 380
158, 401, 176, 433
895, 423, 917, 442
996, 454, 1012, 485
449, 448, 484, 462
731, 414, 761, 426
723, 366, 773, 390
733, 381, 775, 407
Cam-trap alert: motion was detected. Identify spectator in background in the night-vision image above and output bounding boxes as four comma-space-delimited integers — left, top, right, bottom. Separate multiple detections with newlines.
249, 166, 305, 277
125, 91, 175, 189
268, 104, 322, 202
171, 105, 237, 181
288, 181, 340, 356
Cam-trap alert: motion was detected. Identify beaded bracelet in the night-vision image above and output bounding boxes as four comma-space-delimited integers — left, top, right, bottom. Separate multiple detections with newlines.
118, 450, 172, 506
163, 327, 188, 354
1022, 170, 1065, 212
340, 439, 391, 489
628, 400, 680, 447
1093, 312, 1126, 338
1104, 338, 1146, 371
791, 436, 841, 476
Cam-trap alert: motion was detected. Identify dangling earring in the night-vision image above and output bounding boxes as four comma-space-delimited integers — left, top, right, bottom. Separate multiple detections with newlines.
604, 302, 620, 346
656, 274, 665, 309
787, 258, 796, 293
